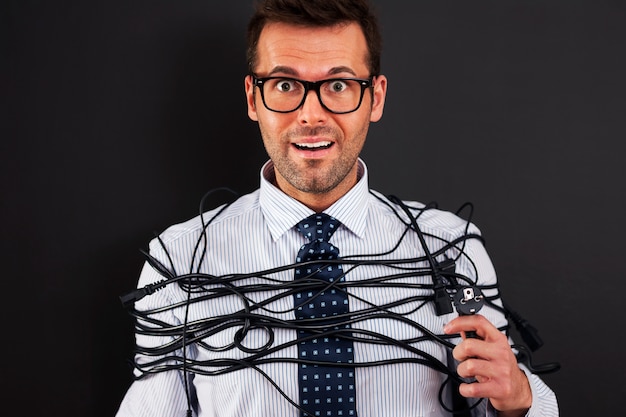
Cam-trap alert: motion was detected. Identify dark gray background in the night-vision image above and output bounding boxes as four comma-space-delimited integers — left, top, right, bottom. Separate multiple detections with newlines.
3, 1, 624, 416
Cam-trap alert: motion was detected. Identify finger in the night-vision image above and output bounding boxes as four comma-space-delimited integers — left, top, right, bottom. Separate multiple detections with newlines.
458, 378, 501, 399
444, 314, 503, 342
474, 375, 489, 384
455, 351, 527, 402
456, 356, 497, 380
452, 337, 482, 362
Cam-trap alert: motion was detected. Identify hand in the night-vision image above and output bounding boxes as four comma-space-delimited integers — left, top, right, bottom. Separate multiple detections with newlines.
443, 314, 532, 417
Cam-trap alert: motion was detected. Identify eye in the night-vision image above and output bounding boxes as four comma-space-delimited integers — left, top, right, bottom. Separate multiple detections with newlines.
275, 79, 297, 93
329, 80, 348, 93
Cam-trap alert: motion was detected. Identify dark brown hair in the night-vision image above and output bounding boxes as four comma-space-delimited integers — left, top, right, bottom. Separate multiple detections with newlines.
247, 0, 382, 76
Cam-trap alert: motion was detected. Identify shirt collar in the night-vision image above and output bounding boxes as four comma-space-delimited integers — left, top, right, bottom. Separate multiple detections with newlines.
259, 159, 370, 241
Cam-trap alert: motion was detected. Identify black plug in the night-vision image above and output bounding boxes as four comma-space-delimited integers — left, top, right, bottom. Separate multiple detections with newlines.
453, 286, 484, 338
433, 257, 456, 316
434, 286, 454, 316
507, 307, 543, 352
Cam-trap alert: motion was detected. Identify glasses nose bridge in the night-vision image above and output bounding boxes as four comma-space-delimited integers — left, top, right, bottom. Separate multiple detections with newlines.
300, 80, 326, 109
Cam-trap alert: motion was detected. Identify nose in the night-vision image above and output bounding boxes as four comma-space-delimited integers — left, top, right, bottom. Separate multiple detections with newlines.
298, 89, 328, 125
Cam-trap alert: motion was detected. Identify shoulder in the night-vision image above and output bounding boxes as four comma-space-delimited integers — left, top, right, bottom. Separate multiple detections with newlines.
367, 190, 482, 239
153, 189, 262, 248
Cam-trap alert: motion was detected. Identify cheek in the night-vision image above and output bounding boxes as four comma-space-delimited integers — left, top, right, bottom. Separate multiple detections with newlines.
258, 111, 293, 140
341, 114, 370, 144
257, 117, 287, 155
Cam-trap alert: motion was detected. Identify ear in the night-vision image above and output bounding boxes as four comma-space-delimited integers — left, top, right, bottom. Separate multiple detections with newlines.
245, 75, 258, 121
369, 75, 387, 123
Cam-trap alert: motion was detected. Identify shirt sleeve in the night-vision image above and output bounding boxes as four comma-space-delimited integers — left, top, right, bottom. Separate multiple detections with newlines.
115, 238, 199, 417
520, 365, 559, 417
116, 371, 195, 417
455, 226, 559, 417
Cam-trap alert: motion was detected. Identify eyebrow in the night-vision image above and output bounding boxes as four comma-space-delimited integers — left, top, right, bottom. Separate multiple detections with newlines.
267, 65, 357, 78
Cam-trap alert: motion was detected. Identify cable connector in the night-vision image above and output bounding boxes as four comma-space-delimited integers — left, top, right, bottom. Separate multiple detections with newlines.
453, 286, 484, 316
453, 286, 484, 339
434, 287, 454, 316
119, 279, 169, 308
506, 306, 543, 351
433, 257, 455, 316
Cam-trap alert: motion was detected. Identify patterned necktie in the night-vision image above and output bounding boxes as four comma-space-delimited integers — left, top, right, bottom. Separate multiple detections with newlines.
293, 213, 357, 417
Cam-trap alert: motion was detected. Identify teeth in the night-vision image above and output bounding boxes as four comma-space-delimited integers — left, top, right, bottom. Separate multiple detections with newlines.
296, 141, 332, 149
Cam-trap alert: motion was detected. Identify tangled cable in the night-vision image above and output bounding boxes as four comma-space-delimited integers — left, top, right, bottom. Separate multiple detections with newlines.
120, 189, 558, 416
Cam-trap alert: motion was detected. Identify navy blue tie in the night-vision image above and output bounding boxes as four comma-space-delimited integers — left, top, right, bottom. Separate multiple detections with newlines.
293, 213, 357, 417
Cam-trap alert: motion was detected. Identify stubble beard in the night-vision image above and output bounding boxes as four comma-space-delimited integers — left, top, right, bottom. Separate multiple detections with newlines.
280, 156, 355, 195
265, 125, 363, 195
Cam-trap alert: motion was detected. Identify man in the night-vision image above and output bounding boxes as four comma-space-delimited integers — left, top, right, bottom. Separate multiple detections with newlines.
116, 1, 558, 416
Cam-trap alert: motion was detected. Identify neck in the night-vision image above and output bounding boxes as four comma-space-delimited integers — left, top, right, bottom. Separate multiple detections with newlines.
273, 166, 359, 213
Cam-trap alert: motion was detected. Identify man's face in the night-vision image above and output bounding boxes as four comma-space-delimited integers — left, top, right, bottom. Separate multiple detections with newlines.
245, 22, 387, 210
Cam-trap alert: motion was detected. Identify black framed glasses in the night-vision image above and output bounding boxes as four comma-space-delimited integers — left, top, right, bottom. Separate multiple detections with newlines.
252, 75, 374, 114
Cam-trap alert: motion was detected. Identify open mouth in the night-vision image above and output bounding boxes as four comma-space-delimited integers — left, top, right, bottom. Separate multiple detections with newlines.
294, 141, 333, 151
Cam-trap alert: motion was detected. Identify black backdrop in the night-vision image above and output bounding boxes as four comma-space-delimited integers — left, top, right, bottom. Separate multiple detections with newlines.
4, 1, 625, 416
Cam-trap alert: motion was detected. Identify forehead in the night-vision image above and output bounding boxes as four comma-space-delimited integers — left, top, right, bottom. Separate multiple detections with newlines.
254, 22, 369, 77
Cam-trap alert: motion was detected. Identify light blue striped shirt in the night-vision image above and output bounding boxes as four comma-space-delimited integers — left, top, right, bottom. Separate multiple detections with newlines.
116, 160, 558, 417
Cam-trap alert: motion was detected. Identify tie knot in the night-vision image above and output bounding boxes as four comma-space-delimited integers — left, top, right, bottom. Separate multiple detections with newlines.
296, 213, 340, 242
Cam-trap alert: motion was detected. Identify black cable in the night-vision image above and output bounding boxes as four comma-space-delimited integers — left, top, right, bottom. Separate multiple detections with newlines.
122, 189, 555, 415
387, 194, 456, 316
192, 187, 239, 274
